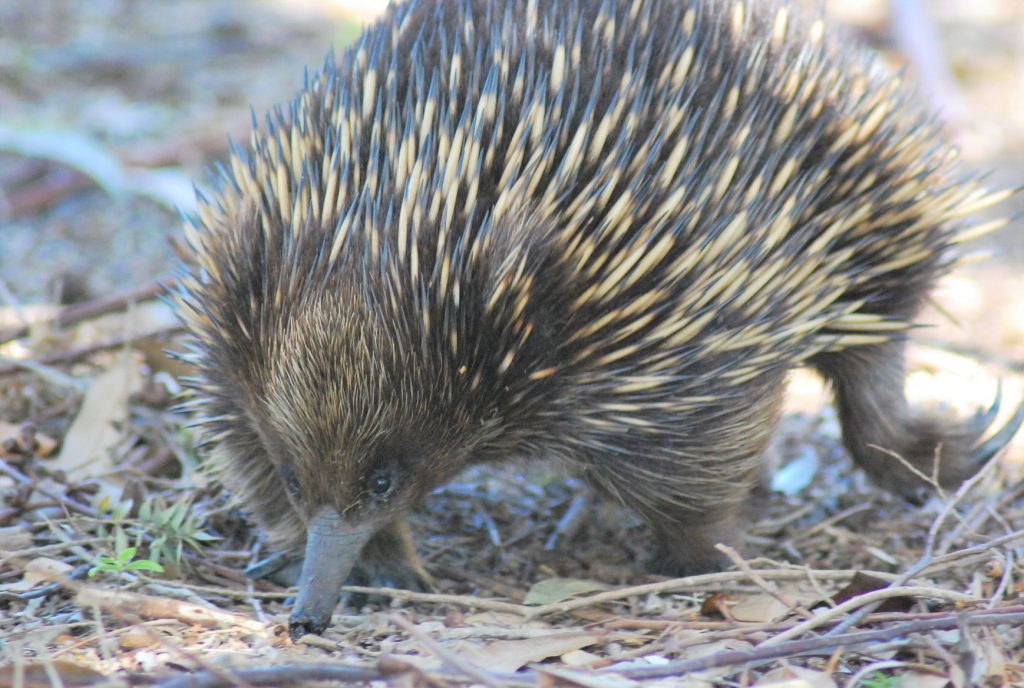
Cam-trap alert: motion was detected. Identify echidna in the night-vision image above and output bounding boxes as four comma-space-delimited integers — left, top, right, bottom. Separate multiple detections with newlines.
174, 0, 1023, 637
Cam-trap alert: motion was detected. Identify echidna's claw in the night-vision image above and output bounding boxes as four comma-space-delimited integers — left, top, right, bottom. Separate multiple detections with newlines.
245, 551, 304, 587
970, 384, 1024, 465
970, 379, 1003, 431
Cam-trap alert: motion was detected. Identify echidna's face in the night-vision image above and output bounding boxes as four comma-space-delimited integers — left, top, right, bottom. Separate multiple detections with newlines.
236, 287, 489, 636
254, 292, 476, 528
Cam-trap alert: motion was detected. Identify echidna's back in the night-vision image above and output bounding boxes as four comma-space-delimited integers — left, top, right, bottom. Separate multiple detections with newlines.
343, 0, 967, 371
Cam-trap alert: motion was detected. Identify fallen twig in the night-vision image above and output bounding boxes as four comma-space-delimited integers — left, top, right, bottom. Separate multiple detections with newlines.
612, 608, 1024, 679
0, 325, 183, 377
149, 663, 383, 688
73, 586, 268, 633
0, 278, 170, 344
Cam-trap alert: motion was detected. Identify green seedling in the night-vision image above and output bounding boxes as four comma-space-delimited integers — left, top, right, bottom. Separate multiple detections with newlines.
88, 547, 164, 578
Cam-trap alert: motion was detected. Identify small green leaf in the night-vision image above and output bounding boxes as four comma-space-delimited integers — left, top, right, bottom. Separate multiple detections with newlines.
88, 563, 116, 576
170, 502, 189, 530
117, 547, 137, 564
125, 559, 164, 573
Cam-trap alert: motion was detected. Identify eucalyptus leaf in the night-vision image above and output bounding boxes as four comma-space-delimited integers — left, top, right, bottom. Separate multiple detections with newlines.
523, 578, 610, 606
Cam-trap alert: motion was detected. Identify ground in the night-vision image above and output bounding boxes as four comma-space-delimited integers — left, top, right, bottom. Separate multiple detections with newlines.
1, 0, 1024, 686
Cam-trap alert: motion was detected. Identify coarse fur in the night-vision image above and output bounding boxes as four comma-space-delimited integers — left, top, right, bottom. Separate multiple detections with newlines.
175, 0, 1015, 580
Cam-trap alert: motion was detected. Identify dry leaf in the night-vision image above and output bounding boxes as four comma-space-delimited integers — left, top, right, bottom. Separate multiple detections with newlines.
119, 628, 159, 650
0, 525, 32, 551
561, 649, 603, 667
899, 672, 952, 688
534, 665, 640, 688
0, 660, 104, 687
55, 351, 143, 480
459, 632, 601, 673
524, 577, 610, 605
73, 301, 176, 343
677, 638, 753, 663
463, 611, 534, 626
755, 665, 837, 688
700, 592, 732, 618
819, 571, 915, 613
728, 594, 790, 623
0, 422, 58, 458
1, 557, 73, 592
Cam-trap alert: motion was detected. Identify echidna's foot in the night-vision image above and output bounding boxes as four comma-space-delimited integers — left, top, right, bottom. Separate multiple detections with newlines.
343, 518, 434, 609
878, 388, 1024, 501
966, 384, 1024, 471
815, 341, 1024, 503
245, 551, 304, 588
648, 513, 739, 577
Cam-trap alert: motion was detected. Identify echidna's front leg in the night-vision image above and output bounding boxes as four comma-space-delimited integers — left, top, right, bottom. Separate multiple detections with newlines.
583, 462, 750, 575
814, 341, 1024, 500
343, 518, 434, 607
583, 391, 781, 576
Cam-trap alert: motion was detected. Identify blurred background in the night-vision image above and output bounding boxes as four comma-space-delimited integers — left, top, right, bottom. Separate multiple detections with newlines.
1, 0, 1022, 375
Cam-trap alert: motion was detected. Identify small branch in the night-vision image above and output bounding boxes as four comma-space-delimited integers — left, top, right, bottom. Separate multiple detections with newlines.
150, 664, 383, 688
522, 569, 903, 619
74, 586, 267, 633
823, 451, 1001, 637
0, 278, 170, 344
0, 325, 183, 377
0, 460, 97, 518
716, 544, 811, 617
3, 553, 258, 688
339, 584, 529, 615
758, 586, 978, 647
612, 609, 1024, 679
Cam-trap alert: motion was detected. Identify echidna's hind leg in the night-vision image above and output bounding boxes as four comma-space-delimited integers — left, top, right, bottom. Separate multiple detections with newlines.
812, 340, 1024, 500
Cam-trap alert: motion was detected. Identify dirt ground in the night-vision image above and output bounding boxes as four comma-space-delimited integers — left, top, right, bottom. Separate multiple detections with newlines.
1, 1, 1024, 686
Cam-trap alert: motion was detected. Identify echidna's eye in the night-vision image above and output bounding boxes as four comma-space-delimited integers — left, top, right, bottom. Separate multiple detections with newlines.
369, 472, 393, 498
280, 464, 302, 499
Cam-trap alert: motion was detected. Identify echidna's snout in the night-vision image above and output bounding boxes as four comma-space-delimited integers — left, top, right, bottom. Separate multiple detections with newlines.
288, 507, 373, 640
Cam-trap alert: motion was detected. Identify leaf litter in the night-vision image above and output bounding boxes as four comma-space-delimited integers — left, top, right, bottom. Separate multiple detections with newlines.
2, 299, 1023, 686
2, 0, 1024, 686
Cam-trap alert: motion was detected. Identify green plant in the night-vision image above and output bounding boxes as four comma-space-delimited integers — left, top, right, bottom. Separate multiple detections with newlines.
94, 493, 217, 569
88, 546, 164, 578
135, 495, 217, 566
860, 673, 902, 688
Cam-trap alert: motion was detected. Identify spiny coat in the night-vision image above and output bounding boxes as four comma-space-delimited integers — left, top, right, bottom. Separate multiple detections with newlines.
174, 0, 1015, 634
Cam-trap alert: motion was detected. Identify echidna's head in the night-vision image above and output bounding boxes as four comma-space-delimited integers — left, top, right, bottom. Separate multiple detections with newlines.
176, 204, 522, 636
255, 284, 495, 634
258, 290, 472, 521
